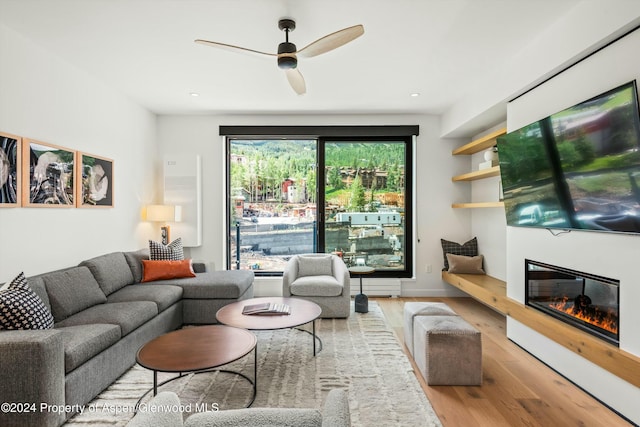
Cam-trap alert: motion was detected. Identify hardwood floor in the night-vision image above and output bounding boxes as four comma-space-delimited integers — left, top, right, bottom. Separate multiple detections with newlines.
373, 297, 634, 427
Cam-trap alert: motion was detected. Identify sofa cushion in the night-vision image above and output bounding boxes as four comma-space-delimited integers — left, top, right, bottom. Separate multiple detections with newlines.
152, 270, 254, 299
55, 301, 157, 336
79, 252, 134, 296
290, 276, 343, 297
0, 272, 54, 330
142, 259, 196, 282
124, 249, 150, 283
25, 275, 51, 311
297, 255, 333, 277
106, 284, 183, 312
43, 267, 107, 322
149, 238, 184, 261
56, 324, 121, 373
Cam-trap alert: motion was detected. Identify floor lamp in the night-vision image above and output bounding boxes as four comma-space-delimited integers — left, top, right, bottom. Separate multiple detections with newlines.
145, 204, 182, 244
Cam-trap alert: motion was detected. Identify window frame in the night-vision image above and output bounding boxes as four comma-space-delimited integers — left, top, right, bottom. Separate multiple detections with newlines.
222, 125, 418, 278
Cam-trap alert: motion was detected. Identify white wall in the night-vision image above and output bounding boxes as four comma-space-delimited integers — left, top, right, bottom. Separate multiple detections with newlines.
505, 27, 640, 424
156, 114, 469, 296
0, 24, 158, 282
441, 2, 640, 138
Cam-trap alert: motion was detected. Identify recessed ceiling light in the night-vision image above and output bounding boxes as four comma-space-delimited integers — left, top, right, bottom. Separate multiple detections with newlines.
190, 92, 200, 97
410, 93, 420, 97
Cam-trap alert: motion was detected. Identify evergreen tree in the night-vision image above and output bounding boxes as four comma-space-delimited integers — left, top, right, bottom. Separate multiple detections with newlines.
349, 174, 366, 211
329, 167, 343, 190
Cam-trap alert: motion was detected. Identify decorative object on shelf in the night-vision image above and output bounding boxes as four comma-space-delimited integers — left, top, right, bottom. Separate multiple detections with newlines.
451, 128, 506, 208
76, 152, 113, 208
479, 146, 499, 170
483, 146, 499, 162
145, 205, 182, 244
22, 139, 76, 207
0, 131, 21, 207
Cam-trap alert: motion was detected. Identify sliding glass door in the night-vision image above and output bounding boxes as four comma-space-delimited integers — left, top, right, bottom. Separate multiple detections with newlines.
225, 130, 413, 278
320, 138, 411, 276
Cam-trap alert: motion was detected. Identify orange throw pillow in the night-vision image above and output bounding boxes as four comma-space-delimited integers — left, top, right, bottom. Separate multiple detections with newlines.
142, 259, 196, 282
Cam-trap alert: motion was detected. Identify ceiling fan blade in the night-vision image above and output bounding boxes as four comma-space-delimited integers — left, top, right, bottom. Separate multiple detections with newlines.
194, 39, 276, 57
286, 68, 306, 95
297, 25, 364, 58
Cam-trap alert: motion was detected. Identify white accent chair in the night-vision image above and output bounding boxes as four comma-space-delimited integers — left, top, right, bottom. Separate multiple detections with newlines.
282, 254, 351, 318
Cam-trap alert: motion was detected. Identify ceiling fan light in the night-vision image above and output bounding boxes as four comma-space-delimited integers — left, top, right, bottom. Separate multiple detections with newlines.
278, 55, 298, 69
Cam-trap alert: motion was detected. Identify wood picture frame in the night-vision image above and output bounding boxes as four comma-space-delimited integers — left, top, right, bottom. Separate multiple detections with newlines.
22, 139, 76, 207
0, 131, 22, 207
76, 152, 114, 208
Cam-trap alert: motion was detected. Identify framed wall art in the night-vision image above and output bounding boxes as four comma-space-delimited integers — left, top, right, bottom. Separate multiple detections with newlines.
0, 131, 21, 207
22, 139, 76, 207
76, 152, 114, 208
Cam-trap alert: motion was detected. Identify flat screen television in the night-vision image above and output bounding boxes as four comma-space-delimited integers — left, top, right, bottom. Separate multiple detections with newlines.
497, 81, 640, 234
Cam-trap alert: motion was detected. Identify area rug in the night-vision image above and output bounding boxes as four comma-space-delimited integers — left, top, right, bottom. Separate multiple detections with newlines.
65, 302, 442, 426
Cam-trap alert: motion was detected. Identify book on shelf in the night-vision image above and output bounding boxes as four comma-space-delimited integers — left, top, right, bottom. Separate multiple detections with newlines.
242, 302, 291, 315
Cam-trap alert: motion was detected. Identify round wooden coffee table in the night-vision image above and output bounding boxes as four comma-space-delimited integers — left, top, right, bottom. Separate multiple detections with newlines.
216, 297, 322, 356
136, 325, 257, 405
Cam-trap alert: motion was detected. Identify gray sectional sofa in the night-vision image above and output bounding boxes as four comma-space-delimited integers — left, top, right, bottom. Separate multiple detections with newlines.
0, 250, 254, 427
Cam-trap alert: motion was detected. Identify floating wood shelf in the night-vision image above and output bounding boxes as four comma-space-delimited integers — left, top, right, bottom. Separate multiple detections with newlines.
442, 271, 640, 389
452, 128, 507, 156
452, 166, 500, 182
452, 201, 504, 209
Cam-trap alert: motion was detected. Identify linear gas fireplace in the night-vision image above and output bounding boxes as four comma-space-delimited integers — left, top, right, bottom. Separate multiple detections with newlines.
525, 260, 619, 346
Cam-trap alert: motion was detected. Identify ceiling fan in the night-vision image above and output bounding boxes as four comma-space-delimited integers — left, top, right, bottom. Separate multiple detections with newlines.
195, 19, 364, 95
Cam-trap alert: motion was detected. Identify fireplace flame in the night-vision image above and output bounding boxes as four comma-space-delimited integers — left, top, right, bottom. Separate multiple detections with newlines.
548, 296, 618, 334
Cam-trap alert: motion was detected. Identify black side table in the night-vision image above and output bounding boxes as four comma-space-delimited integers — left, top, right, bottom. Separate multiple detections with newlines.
349, 266, 375, 313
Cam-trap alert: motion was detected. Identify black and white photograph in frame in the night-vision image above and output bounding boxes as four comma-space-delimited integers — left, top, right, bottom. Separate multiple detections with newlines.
22, 139, 76, 207
76, 152, 113, 208
0, 131, 21, 207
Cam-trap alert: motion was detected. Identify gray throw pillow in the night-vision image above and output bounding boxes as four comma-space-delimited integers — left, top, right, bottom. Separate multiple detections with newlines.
297, 255, 333, 277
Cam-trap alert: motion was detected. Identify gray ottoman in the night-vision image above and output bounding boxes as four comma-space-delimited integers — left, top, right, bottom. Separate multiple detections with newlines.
413, 315, 482, 386
403, 302, 457, 356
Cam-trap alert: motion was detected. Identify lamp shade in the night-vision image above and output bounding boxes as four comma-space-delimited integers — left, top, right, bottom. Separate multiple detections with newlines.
145, 205, 182, 222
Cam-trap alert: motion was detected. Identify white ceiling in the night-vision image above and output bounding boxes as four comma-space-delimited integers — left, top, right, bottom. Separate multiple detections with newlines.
0, 0, 585, 121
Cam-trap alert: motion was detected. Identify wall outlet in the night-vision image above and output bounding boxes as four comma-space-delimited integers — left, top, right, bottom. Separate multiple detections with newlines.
425, 264, 432, 273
